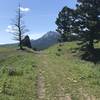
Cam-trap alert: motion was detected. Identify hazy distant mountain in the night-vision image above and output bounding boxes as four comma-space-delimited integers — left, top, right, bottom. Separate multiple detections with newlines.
31, 31, 60, 50
0, 31, 60, 50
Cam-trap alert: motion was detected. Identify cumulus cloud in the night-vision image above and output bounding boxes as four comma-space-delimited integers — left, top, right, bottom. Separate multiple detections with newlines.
20, 7, 30, 12
5, 25, 18, 33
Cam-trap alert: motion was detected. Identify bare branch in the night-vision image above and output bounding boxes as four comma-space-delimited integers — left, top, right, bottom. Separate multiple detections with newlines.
10, 3, 29, 50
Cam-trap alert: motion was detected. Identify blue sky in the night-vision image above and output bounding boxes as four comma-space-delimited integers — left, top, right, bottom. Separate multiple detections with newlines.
0, 0, 77, 44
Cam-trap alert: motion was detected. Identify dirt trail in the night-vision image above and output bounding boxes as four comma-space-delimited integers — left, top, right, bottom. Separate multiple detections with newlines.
36, 52, 97, 100
54, 86, 72, 100
58, 94, 72, 100
37, 71, 45, 100
79, 88, 96, 100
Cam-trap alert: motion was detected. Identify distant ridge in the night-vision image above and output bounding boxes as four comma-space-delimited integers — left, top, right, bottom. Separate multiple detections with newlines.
31, 31, 60, 50
0, 31, 60, 50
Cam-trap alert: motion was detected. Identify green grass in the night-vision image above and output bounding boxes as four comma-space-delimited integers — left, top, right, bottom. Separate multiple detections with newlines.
0, 47, 38, 100
36, 42, 100, 99
0, 42, 100, 99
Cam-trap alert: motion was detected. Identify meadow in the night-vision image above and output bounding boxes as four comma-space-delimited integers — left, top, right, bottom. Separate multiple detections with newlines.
0, 42, 100, 100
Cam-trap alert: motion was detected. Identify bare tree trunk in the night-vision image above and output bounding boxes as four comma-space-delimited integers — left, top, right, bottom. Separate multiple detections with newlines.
18, 4, 23, 50
11, 3, 28, 49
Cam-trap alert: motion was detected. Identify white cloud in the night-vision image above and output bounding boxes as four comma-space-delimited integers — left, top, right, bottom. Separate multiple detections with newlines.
5, 25, 46, 40
20, 7, 30, 12
5, 25, 18, 33
29, 32, 46, 40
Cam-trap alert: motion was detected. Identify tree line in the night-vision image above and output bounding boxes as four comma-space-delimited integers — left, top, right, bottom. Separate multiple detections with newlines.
56, 0, 100, 62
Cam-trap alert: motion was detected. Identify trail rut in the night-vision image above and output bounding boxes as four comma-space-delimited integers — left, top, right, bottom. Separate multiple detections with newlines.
37, 71, 45, 100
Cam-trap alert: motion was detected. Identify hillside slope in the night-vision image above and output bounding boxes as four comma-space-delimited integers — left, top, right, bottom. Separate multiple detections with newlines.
0, 42, 100, 100
0, 47, 38, 100
35, 42, 100, 99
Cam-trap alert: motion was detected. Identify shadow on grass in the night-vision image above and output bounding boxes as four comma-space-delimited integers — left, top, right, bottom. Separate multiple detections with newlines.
81, 49, 100, 64
71, 48, 100, 64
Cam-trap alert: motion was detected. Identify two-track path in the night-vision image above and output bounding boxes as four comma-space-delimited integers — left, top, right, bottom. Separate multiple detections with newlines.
35, 51, 97, 100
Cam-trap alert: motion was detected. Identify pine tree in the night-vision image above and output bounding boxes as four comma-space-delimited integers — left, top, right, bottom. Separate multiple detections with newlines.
74, 0, 100, 51
56, 6, 74, 42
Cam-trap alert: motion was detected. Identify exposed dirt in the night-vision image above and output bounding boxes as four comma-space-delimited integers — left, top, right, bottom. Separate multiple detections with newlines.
37, 71, 45, 100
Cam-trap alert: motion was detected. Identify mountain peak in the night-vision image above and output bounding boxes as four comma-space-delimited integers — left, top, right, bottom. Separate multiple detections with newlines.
31, 31, 60, 50
43, 31, 60, 38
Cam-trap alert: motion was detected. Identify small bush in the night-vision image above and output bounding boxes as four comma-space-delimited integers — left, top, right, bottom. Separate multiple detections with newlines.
56, 53, 60, 56
58, 48, 62, 52
8, 67, 16, 76
32, 64, 37, 67
59, 43, 64, 47
8, 67, 23, 76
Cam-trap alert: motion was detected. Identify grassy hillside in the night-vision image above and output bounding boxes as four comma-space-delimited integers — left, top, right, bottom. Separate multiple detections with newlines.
36, 42, 100, 99
0, 42, 100, 100
0, 47, 38, 100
